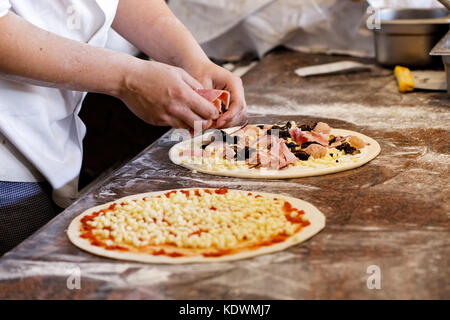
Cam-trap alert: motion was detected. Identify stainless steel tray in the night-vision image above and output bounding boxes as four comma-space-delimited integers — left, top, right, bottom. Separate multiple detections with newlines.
430, 30, 450, 94
373, 8, 449, 67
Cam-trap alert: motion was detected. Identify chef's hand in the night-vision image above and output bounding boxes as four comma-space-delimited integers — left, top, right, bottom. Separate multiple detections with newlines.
118, 59, 219, 129
187, 62, 247, 129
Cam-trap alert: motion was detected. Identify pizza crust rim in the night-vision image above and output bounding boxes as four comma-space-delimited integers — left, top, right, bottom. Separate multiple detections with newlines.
169, 128, 381, 179
67, 189, 325, 264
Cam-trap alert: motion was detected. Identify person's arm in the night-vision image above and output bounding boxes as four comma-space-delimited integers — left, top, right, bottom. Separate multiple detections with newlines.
0, 12, 218, 128
112, 0, 247, 128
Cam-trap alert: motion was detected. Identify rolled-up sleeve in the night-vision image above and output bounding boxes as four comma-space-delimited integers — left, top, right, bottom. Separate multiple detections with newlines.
0, 0, 11, 18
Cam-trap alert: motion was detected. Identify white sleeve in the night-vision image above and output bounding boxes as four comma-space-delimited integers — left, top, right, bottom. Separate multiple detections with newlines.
0, 0, 11, 18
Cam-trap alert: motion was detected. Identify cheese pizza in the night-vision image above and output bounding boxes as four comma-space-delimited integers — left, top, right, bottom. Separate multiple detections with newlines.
67, 188, 325, 263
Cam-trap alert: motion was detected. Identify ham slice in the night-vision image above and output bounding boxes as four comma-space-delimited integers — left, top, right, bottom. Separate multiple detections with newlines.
179, 148, 205, 157
313, 122, 331, 134
250, 137, 297, 169
289, 128, 307, 144
289, 127, 329, 146
205, 141, 235, 159
252, 134, 274, 150
195, 89, 230, 114
304, 144, 327, 158
348, 136, 365, 149
280, 141, 297, 165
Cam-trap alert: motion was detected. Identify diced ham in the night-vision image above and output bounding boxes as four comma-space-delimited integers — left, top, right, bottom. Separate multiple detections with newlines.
229, 120, 249, 135
236, 125, 261, 146
289, 128, 307, 144
304, 144, 327, 158
290, 128, 329, 146
257, 152, 271, 168
280, 141, 297, 165
348, 136, 365, 149
252, 135, 274, 150
179, 148, 205, 157
224, 147, 236, 160
313, 122, 332, 134
243, 125, 262, 137
231, 124, 261, 147
306, 131, 330, 145
277, 154, 287, 169
195, 89, 230, 113
204, 141, 224, 153
205, 141, 235, 159
250, 137, 297, 169
258, 153, 281, 169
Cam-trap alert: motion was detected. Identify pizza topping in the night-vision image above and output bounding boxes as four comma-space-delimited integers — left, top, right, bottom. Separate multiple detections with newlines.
293, 149, 310, 161
195, 89, 230, 114
304, 144, 327, 158
347, 136, 366, 149
247, 136, 297, 169
235, 146, 256, 161
312, 122, 331, 134
329, 135, 352, 146
289, 127, 329, 146
280, 140, 298, 164
301, 141, 321, 149
282, 201, 308, 224
179, 148, 205, 157
298, 131, 329, 146
78, 189, 311, 257
179, 121, 368, 171
336, 142, 360, 155
216, 130, 240, 144
204, 141, 235, 160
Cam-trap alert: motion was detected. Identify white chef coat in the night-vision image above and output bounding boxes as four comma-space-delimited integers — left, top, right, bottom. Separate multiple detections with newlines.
0, 0, 119, 207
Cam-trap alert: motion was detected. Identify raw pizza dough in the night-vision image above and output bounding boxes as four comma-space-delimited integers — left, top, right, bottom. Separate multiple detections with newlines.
169, 127, 381, 179
67, 188, 325, 264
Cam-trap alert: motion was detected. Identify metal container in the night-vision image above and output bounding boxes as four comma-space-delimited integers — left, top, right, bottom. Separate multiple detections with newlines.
373, 8, 449, 67
430, 30, 450, 94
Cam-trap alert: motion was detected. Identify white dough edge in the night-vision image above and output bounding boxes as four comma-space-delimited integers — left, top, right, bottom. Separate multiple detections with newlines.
169, 128, 381, 179
67, 189, 326, 264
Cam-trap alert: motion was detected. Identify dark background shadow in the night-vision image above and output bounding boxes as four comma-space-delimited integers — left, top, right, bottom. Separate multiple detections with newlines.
79, 93, 169, 189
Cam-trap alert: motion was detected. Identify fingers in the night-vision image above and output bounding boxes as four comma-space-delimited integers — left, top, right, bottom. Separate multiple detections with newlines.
204, 119, 214, 129
180, 68, 204, 90
179, 69, 219, 122
167, 77, 219, 129
216, 76, 247, 128
185, 88, 220, 121
169, 103, 211, 129
215, 106, 247, 129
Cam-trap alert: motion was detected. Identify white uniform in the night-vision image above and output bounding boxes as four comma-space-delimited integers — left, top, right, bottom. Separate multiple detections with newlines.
0, 0, 119, 207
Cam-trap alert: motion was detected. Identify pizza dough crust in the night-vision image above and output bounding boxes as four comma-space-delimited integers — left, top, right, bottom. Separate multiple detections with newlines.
169, 128, 381, 179
67, 189, 325, 264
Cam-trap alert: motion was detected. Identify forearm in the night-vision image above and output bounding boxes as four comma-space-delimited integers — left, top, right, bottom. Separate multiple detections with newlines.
112, 0, 210, 72
0, 12, 134, 97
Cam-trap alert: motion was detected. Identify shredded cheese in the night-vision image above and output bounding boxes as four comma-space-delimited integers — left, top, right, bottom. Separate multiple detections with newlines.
83, 189, 309, 251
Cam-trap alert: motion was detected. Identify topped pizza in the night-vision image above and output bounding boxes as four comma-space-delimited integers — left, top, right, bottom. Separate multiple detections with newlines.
170, 121, 380, 178
67, 188, 325, 264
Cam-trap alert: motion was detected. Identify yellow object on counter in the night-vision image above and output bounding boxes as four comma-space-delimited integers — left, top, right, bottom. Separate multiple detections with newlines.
394, 65, 414, 93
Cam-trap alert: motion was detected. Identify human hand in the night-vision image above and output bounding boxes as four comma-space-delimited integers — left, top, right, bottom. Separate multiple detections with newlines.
187, 61, 247, 129
118, 59, 219, 129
